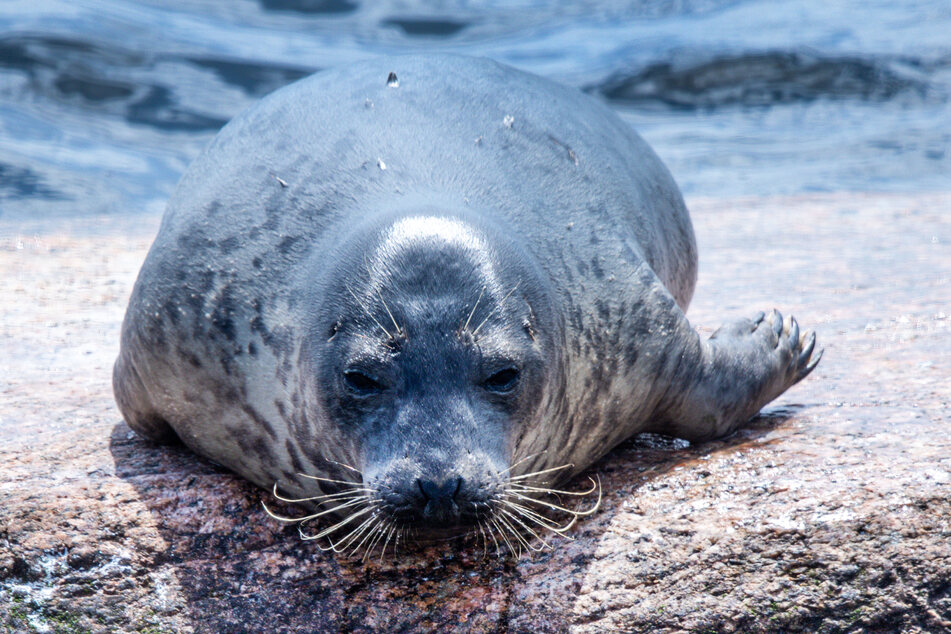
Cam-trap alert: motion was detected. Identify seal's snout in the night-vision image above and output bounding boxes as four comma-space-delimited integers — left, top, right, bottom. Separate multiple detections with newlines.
374, 458, 497, 530
395, 472, 467, 527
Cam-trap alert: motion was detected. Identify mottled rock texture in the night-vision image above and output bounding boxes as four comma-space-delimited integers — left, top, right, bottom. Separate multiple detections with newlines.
2, 193, 949, 633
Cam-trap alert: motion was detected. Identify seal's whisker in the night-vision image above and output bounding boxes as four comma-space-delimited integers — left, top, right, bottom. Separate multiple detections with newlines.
333, 513, 377, 553
297, 473, 363, 486
462, 285, 487, 332
357, 517, 388, 558
271, 482, 372, 503
305, 527, 340, 552
506, 487, 601, 517
482, 514, 501, 556
497, 451, 547, 476
510, 475, 602, 517
497, 507, 552, 551
518, 486, 567, 505
489, 517, 515, 553
499, 498, 577, 536
363, 519, 390, 561
375, 288, 404, 337
508, 478, 599, 497
394, 526, 407, 558
301, 518, 348, 552
299, 504, 376, 541
310, 491, 376, 506
476, 519, 490, 559
495, 510, 539, 553
508, 463, 574, 481
342, 514, 382, 556
325, 459, 364, 475
472, 281, 521, 336
320, 504, 379, 542
489, 516, 517, 557
503, 496, 576, 528
377, 524, 398, 563
261, 496, 367, 523
346, 284, 394, 340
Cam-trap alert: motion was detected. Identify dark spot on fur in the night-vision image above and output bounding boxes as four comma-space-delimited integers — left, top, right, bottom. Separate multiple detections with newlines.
591, 257, 605, 279
248, 341, 258, 356
262, 211, 279, 232
278, 235, 301, 254
163, 301, 179, 326
241, 404, 278, 440
177, 231, 216, 253
185, 292, 204, 321
233, 427, 277, 466
194, 270, 216, 294
570, 306, 584, 331
285, 439, 306, 473
250, 315, 269, 339
210, 285, 238, 342
143, 320, 168, 352
624, 339, 640, 369
179, 347, 203, 368
219, 354, 235, 376
218, 236, 240, 254
252, 256, 262, 269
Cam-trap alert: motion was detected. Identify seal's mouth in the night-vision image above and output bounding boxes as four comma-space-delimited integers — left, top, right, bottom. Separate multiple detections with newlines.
261, 462, 602, 560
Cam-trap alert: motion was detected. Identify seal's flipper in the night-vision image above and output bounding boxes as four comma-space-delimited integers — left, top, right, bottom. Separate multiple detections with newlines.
651, 309, 821, 443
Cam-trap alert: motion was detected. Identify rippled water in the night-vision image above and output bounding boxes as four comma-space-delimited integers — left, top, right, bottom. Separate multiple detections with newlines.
1, 0, 949, 221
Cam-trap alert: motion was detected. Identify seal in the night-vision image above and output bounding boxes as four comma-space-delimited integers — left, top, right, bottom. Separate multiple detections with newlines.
114, 54, 820, 555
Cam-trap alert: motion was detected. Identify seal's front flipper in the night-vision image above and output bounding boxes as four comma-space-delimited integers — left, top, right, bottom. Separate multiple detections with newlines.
653, 309, 821, 443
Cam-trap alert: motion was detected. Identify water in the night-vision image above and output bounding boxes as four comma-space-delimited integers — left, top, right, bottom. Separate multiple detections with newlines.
1, 0, 949, 221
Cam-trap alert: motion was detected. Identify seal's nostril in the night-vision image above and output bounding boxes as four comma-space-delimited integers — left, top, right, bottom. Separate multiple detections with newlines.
417, 478, 429, 500
418, 477, 461, 503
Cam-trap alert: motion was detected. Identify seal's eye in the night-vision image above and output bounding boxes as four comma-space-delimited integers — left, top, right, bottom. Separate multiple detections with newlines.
483, 367, 520, 393
343, 370, 384, 395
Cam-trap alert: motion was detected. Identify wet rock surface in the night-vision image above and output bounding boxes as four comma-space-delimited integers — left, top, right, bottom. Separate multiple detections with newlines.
2, 193, 949, 633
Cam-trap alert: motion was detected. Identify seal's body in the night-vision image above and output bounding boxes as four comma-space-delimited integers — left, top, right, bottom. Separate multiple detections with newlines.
115, 55, 818, 543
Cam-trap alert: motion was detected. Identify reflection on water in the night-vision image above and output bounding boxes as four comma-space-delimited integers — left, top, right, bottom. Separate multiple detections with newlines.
0, 0, 948, 220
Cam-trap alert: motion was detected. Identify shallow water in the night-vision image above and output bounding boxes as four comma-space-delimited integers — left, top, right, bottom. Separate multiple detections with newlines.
1, 0, 949, 221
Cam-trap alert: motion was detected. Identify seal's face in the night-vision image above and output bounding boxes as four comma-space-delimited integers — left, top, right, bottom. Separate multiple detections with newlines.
311, 214, 552, 536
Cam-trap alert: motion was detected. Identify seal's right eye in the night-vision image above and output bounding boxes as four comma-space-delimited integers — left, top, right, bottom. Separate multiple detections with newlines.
343, 370, 384, 396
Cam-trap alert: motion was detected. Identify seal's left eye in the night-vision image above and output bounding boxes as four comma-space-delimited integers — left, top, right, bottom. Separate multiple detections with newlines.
484, 368, 520, 393
343, 370, 384, 395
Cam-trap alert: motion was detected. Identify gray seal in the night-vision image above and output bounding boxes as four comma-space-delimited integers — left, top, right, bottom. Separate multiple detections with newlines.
114, 54, 819, 552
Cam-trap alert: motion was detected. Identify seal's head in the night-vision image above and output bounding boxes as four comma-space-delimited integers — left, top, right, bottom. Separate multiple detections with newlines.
298, 205, 570, 544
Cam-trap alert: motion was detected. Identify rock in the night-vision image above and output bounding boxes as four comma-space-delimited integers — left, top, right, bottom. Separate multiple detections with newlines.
1, 193, 950, 633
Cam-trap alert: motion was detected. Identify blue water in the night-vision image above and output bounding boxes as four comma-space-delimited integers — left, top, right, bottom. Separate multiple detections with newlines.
1, 0, 949, 221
